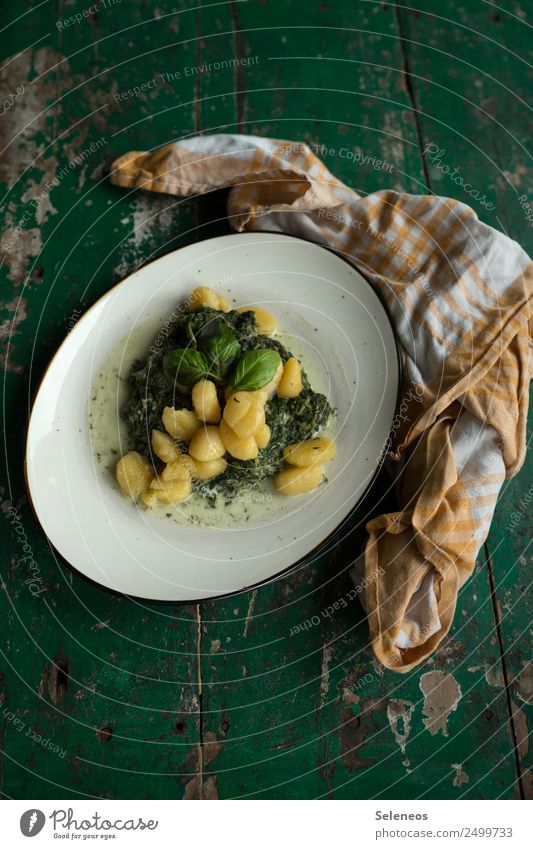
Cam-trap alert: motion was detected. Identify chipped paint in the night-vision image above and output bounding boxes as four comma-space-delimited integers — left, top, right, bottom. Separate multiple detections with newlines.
452, 763, 470, 787
183, 730, 222, 799
387, 699, 414, 757
0, 228, 42, 283
243, 589, 257, 637
511, 700, 529, 759
518, 661, 533, 705
112, 194, 177, 279
419, 671, 461, 737
342, 688, 360, 705
0, 49, 64, 185
485, 665, 505, 688
0, 296, 28, 371
320, 644, 333, 703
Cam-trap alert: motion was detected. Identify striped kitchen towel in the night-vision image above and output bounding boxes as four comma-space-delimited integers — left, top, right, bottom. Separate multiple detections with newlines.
110, 135, 532, 672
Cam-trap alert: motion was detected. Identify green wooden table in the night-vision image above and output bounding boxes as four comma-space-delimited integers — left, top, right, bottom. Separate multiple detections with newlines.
1, 0, 531, 800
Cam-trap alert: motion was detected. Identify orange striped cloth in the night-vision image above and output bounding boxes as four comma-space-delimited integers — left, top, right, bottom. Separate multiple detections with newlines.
110, 135, 532, 672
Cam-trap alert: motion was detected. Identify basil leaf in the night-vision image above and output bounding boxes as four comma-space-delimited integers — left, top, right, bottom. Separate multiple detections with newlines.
198, 319, 241, 382
229, 349, 282, 391
163, 348, 208, 389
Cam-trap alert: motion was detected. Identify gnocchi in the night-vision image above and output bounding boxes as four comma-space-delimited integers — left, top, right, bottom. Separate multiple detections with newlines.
255, 423, 271, 449
162, 454, 197, 481
274, 464, 324, 496
188, 285, 229, 312
188, 425, 226, 461
188, 285, 220, 310
192, 379, 221, 423
217, 295, 231, 312
277, 357, 303, 398
283, 437, 336, 467
194, 457, 228, 480
162, 407, 200, 441
219, 418, 259, 461
151, 429, 180, 464
142, 476, 192, 505
116, 452, 153, 498
238, 305, 277, 335
224, 392, 265, 439
222, 391, 253, 428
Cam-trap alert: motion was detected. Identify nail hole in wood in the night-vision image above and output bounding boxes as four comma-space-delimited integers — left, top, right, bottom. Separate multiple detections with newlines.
97, 725, 113, 742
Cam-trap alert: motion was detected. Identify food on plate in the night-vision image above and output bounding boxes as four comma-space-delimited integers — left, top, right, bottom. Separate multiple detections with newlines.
283, 437, 336, 467
116, 452, 153, 497
116, 286, 335, 508
277, 357, 303, 398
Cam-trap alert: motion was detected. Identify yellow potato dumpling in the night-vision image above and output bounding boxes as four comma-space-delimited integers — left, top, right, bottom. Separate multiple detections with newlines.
255, 423, 271, 449
188, 425, 226, 461
151, 429, 180, 464
274, 464, 324, 496
277, 357, 303, 398
217, 295, 231, 312
223, 391, 253, 428
142, 477, 192, 505
283, 437, 336, 467
262, 361, 284, 396
194, 457, 228, 480
249, 388, 269, 406
140, 489, 158, 507
188, 285, 220, 310
162, 454, 197, 481
238, 305, 277, 335
223, 391, 265, 438
231, 403, 265, 439
116, 452, 153, 498
162, 407, 200, 442
219, 419, 259, 461
192, 379, 221, 423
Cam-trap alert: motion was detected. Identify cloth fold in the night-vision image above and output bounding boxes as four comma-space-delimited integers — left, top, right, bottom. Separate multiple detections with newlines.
110, 134, 532, 672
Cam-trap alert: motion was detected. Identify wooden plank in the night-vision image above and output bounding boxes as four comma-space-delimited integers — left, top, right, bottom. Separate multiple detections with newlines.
397, 0, 533, 800
1, 0, 204, 799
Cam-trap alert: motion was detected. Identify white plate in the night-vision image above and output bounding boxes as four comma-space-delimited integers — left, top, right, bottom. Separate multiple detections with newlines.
25, 233, 400, 601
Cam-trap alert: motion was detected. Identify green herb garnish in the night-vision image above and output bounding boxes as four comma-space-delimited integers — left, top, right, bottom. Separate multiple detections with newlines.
197, 319, 241, 382
229, 349, 282, 391
163, 348, 208, 390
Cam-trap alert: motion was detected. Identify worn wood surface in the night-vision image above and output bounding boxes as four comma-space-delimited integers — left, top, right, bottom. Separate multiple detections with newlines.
0, 0, 531, 799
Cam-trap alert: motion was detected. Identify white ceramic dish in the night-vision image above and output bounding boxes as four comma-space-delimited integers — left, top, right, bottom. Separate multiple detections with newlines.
25, 233, 400, 601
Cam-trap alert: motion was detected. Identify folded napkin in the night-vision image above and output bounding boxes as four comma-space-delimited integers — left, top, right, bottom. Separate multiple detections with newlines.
110, 135, 532, 672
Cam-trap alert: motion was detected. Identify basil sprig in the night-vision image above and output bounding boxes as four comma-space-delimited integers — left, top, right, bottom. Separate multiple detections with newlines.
197, 319, 241, 382
164, 319, 241, 388
229, 349, 282, 392
163, 349, 208, 390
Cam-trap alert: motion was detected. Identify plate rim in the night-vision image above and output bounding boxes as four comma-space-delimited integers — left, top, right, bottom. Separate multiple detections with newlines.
24, 231, 403, 603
